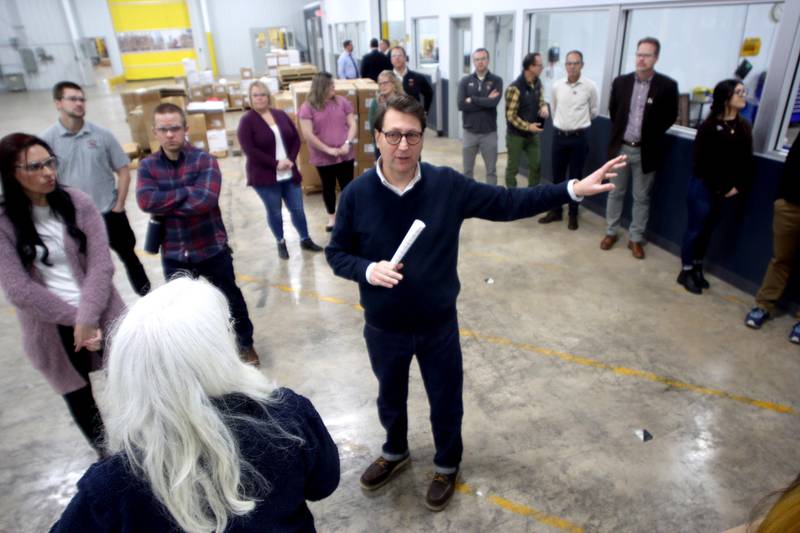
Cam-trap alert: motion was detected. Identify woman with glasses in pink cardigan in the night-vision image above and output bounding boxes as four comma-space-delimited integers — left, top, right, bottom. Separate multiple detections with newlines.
0, 133, 125, 456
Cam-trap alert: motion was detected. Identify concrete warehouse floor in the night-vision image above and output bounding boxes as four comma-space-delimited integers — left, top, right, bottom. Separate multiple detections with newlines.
0, 74, 798, 533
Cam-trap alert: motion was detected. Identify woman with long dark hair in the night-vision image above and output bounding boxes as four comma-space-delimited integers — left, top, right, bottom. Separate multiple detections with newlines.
52, 277, 339, 532
0, 133, 125, 454
677, 79, 754, 294
298, 72, 357, 231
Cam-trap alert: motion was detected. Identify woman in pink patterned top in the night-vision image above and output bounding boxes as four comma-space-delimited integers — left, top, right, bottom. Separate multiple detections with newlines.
0, 133, 125, 456
299, 72, 358, 231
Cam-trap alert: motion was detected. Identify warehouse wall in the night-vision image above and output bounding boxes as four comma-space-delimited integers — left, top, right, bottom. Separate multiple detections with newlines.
206, 0, 309, 77
0, 0, 87, 91
72, 0, 124, 76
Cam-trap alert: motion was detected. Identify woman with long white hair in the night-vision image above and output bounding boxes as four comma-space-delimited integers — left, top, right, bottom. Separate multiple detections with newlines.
52, 277, 340, 532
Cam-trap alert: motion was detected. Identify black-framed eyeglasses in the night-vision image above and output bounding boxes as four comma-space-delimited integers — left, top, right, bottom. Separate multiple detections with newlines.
61, 96, 86, 103
382, 130, 423, 145
154, 126, 184, 134
16, 156, 58, 173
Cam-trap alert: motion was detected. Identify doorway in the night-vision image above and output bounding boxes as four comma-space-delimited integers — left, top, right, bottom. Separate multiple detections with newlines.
484, 14, 514, 153
304, 4, 325, 71
449, 17, 472, 139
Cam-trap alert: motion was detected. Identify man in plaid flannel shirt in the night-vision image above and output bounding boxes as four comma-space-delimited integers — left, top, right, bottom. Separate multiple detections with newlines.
136, 103, 259, 365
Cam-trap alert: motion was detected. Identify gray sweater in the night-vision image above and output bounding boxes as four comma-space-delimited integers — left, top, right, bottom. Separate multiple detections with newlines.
457, 71, 504, 134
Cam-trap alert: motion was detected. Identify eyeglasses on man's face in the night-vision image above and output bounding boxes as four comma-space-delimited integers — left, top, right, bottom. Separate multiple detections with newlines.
16, 156, 58, 173
382, 130, 423, 145
155, 126, 184, 134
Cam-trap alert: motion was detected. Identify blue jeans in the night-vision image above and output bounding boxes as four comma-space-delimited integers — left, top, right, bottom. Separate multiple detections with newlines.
680, 176, 723, 267
253, 181, 310, 242
363, 317, 464, 471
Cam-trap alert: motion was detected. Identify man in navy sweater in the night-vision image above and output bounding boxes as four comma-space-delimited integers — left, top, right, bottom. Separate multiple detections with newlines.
326, 94, 624, 511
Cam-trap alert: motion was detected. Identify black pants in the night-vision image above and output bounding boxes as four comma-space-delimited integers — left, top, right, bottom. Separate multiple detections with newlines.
57, 325, 105, 453
104, 210, 150, 295
162, 248, 254, 349
364, 317, 464, 469
550, 130, 589, 217
316, 160, 354, 215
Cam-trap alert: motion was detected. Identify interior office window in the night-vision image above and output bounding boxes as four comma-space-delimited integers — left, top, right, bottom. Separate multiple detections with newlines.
526, 10, 609, 105
622, 3, 781, 129
415, 17, 439, 66
776, 54, 800, 151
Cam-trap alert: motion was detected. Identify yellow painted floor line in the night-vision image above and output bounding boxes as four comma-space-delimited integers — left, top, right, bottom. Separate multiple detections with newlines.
456, 482, 584, 532
132, 260, 793, 416
460, 329, 796, 416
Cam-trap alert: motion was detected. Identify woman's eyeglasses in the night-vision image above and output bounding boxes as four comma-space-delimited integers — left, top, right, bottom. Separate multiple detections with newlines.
382, 130, 423, 145
16, 156, 58, 173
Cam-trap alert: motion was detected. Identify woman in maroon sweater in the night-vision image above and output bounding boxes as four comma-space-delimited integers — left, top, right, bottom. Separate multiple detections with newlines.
237, 81, 322, 260
0, 133, 125, 455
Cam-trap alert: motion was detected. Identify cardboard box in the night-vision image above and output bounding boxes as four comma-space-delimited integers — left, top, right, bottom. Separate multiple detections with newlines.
207, 129, 228, 156
201, 84, 214, 97
228, 93, 244, 109
149, 140, 161, 153
271, 91, 294, 113
240, 67, 254, 79
290, 81, 311, 117
205, 110, 225, 130
187, 71, 202, 87
212, 83, 227, 99
120, 90, 140, 114
160, 95, 187, 109
127, 107, 150, 150
122, 142, 140, 159
358, 140, 376, 159
189, 86, 205, 102
226, 81, 241, 94
299, 161, 322, 194
199, 70, 214, 85
187, 113, 208, 152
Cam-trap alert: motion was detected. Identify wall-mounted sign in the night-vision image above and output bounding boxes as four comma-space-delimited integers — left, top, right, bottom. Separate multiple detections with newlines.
740, 37, 761, 57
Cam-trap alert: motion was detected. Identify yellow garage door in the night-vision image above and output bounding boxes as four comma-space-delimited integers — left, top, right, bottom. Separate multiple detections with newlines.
108, 0, 198, 80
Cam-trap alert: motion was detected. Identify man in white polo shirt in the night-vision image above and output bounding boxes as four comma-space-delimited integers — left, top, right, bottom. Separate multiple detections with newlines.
41, 81, 150, 295
538, 50, 598, 230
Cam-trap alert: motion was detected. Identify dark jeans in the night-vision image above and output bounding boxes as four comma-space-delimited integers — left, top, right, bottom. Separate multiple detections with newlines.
162, 248, 254, 348
253, 181, 310, 242
57, 325, 105, 453
104, 210, 150, 295
550, 130, 588, 216
316, 160, 354, 215
680, 176, 724, 266
363, 317, 464, 470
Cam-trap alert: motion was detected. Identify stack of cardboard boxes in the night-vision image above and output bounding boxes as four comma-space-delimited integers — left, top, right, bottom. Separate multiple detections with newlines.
120, 86, 187, 154
186, 101, 227, 157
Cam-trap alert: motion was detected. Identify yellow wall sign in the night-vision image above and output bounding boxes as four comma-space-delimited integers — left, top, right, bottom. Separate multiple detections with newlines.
108, 0, 197, 80
741, 38, 761, 57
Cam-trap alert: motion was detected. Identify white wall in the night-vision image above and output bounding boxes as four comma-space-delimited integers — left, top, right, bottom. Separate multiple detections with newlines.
0, 0, 86, 91
71, 0, 124, 76
206, 0, 309, 76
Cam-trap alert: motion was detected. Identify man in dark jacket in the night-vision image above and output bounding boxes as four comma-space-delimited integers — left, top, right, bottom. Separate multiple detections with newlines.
745, 134, 800, 344
361, 38, 393, 81
390, 46, 434, 114
326, 93, 623, 512
600, 36, 678, 259
457, 48, 503, 185
504, 52, 548, 188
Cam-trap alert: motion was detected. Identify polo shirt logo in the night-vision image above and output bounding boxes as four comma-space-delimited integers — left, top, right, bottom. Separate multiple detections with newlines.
87, 139, 98, 149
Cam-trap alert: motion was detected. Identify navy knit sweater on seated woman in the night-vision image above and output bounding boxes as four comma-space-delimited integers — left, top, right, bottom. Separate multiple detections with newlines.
50, 388, 339, 533
325, 162, 571, 332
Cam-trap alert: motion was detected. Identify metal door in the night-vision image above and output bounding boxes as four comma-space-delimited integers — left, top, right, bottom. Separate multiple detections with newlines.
449, 17, 472, 139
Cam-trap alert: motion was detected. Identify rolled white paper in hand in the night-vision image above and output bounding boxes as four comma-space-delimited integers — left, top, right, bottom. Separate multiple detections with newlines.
390, 219, 426, 266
